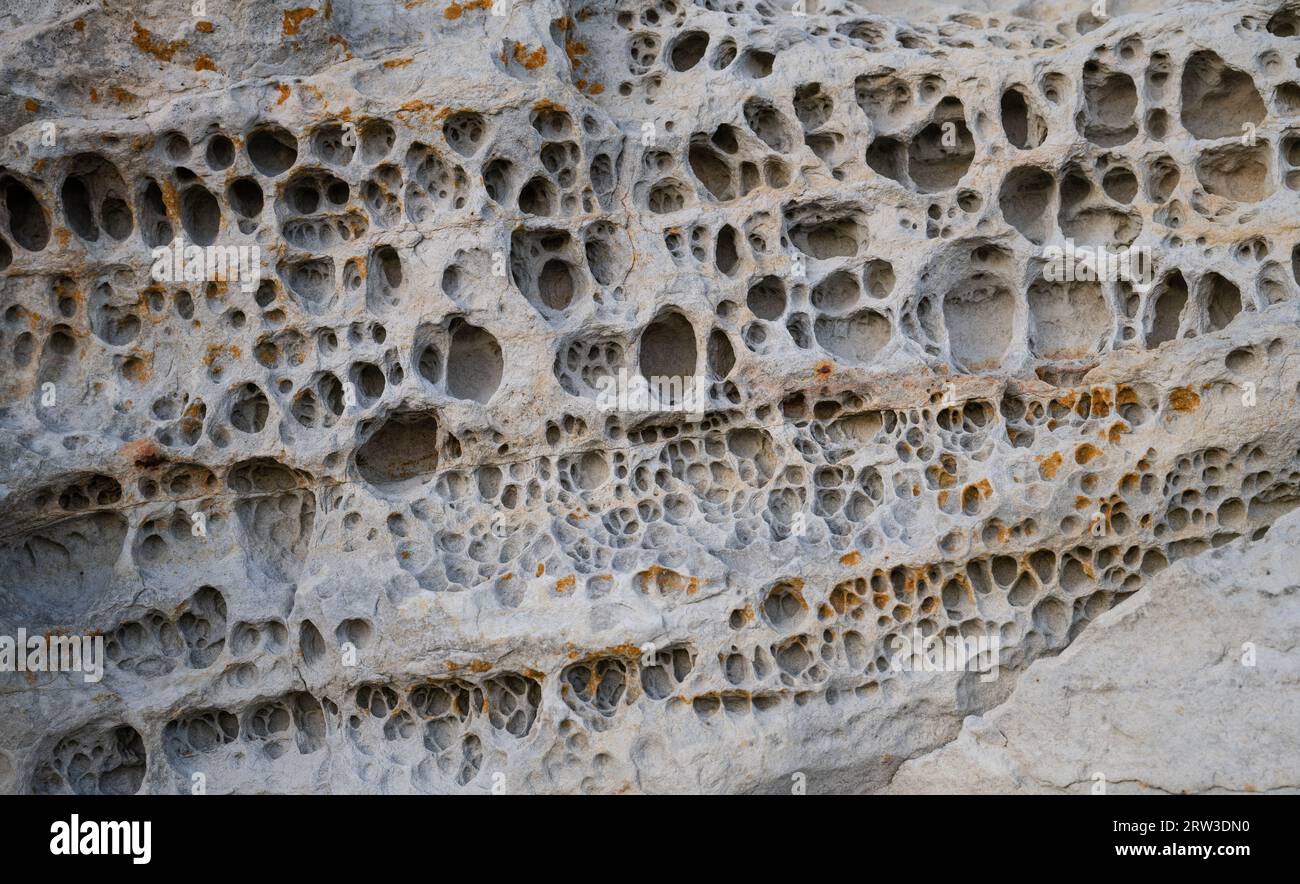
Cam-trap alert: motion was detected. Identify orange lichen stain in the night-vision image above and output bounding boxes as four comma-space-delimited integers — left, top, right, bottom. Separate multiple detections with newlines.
24, 99, 38, 112
121, 438, 166, 469
282, 8, 316, 35
974, 478, 993, 497
1169, 386, 1200, 412
937, 490, 949, 508
535, 562, 545, 577
298, 84, 328, 107
1075, 496, 1092, 510
555, 575, 576, 593
194, 55, 218, 72
122, 353, 153, 382
814, 360, 833, 378
1034, 452, 1066, 480
585, 643, 642, 661
512, 42, 547, 69
327, 34, 351, 57
1106, 421, 1126, 444
1089, 385, 1112, 417
872, 592, 891, 609
444, 0, 491, 18
201, 344, 240, 366
637, 564, 697, 594
446, 661, 460, 670
568, 509, 588, 521
131, 22, 188, 63
159, 180, 181, 216
178, 403, 204, 438
1116, 384, 1138, 407
110, 86, 137, 104
1074, 443, 1102, 465
73, 19, 85, 32
840, 551, 860, 566
565, 38, 589, 69
396, 100, 449, 127
89, 87, 99, 103
532, 98, 568, 114
195, 20, 214, 33
468, 659, 492, 673
383, 57, 413, 68
275, 83, 291, 105
53, 277, 79, 303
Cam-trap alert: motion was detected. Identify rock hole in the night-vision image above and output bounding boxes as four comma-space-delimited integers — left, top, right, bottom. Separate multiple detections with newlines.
639, 310, 697, 383
669, 31, 709, 71
3, 178, 50, 251
446, 321, 503, 404
246, 124, 298, 176
356, 411, 440, 485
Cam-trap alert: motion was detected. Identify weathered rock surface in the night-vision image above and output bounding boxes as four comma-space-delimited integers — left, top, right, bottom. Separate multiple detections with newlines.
1, 0, 1299, 793
887, 507, 1300, 794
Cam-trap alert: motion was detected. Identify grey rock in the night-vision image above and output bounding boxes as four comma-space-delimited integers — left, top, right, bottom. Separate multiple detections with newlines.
0, 0, 1298, 793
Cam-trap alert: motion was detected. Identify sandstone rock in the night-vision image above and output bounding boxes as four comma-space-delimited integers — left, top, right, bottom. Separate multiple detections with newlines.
1, 0, 1298, 794
886, 508, 1300, 794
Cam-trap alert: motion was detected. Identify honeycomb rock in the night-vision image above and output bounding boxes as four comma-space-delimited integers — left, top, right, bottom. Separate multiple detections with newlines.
1, 0, 1299, 793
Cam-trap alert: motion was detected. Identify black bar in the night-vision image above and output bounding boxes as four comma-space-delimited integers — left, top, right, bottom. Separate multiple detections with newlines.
5, 794, 1287, 868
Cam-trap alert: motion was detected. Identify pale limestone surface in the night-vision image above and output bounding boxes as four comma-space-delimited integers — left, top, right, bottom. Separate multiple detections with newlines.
887, 507, 1300, 794
0, 0, 1298, 793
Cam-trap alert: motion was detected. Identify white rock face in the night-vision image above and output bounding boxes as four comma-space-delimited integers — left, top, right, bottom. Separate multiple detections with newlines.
0, 0, 1298, 794
887, 508, 1300, 794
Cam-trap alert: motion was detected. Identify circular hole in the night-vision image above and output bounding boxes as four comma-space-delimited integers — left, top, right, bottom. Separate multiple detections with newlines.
205, 135, 235, 170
